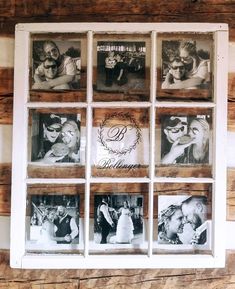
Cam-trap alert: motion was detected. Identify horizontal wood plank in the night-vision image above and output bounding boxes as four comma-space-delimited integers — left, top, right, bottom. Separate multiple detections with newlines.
0, 185, 10, 216
0, 8, 233, 40
0, 250, 234, 287
0, 97, 13, 125
27, 164, 85, 179
1, 163, 235, 219
0, 68, 13, 96
227, 169, 235, 221
0, 163, 11, 185
1, 98, 235, 129
0, 0, 14, 17
228, 102, 235, 131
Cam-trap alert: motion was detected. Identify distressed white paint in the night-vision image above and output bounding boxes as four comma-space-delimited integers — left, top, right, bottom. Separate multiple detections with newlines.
9, 23, 229, 269
0, 125, 12, 162
0, 37, 14, 67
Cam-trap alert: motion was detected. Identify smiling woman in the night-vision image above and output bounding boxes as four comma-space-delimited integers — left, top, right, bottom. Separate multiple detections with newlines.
32, 39, 81, 91
158, 204, 184, 245
30, 112, 81, 164
160, 114, 211, 165
160, 37, 211, 91
60, 120, 80, 163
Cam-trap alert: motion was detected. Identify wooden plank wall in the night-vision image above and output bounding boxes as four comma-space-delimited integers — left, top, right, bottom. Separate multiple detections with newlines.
1, 0, 235, 287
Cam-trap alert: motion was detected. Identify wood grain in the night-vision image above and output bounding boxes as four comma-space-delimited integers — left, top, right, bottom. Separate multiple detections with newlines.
0, 0, 234, 281
1, 97, 235, 129
30, 89, 86, 102
0, 96, 13, 125
0, 163, 11, 184
0, 250, 234, 287
156, 165, 212, 178
228, 102, 235, 131
0, 68, 13, 96
0, 185, 10, 215
0, 6, 234, 38
1, 164, 234, 220
27, 164, 85, 179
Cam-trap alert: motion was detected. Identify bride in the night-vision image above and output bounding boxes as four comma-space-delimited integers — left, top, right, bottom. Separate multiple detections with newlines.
37, 209, 57, 245
116, 201, 134, 244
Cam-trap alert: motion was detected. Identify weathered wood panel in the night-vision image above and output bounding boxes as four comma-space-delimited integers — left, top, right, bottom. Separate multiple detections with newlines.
30, 90, 86, 102
1, 164, 235, 219
27, 164, 85, 179
0, 68, 13, 96
228, 102, 235, 131
2, 96, 235, 128
7, 1, 235, 21
227, 168, 235, 221
0, 250, 234, 288
0, 185, 10, 216
0, 97, 13, 125
0, 1, 234, 284
0, 163, 11, 184
0, 3, 234, 38
0, 0, 15, 17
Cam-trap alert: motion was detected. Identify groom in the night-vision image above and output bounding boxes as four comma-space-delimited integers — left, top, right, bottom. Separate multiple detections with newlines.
54, 204, 79, 244
181, 196, 207, 245
98, 196, 115, 244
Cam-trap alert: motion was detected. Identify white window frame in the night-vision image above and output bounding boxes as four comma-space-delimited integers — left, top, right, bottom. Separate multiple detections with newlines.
10, 22, 228, 269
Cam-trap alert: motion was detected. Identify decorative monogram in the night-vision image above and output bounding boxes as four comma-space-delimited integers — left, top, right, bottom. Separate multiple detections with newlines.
98, 112, 142, 156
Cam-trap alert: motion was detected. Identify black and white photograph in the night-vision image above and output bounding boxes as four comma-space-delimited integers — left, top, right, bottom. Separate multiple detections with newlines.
160, 114, 211, 165
94, 194, 143, 245
158, 195, 208, 245
31, 112, 81, 164
96, 41, 146, 92
160, 39, 211, 90
29, 194, 80, 246
32, 39, 81, 90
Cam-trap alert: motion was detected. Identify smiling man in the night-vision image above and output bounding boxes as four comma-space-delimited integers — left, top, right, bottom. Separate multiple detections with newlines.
162, 57, 186, 89
181, 196, 207, 245
33, 40, 76, 90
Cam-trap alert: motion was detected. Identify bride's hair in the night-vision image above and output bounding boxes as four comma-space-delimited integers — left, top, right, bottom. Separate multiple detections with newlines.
158, 204, 182, 234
